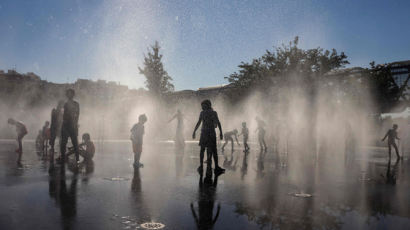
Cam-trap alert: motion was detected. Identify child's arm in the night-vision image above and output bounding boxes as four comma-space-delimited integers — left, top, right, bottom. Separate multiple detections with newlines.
168, 114, 177, 123
235, 134, 240, 145
215, 112, 223, 140
192, 114, 202, 139
381, 131, 388, 141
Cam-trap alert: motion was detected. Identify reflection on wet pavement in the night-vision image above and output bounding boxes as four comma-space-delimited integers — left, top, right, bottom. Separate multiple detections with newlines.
0, 140, 410, 229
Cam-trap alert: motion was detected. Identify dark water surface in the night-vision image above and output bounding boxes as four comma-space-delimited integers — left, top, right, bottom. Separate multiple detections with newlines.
0, 140, 410, 230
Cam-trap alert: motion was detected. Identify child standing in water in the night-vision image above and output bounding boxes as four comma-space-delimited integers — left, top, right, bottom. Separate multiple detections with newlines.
131, 114, 148, 168
192, 100, 225, 174
239, 122, 250, 152
255, 117, 267, 151
7, 118, 28, 165
382, 124, 401, 160
221, 129, 240, 152
168, 109, 185, 148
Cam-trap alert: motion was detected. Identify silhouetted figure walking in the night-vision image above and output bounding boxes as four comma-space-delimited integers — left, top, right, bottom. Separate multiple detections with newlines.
193, 100, 225, 174
60, 89, 80, 165
7, 118, 27, 165
239, 122, 250, 152
168, 109, 185, 148
382, 124, 401, 160
50, 101, 64, 160
255, 117, 267, 151
130, 114, 147, 168
191, 167, 221, 230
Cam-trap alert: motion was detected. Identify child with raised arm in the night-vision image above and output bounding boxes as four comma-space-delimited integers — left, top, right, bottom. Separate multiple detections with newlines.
221, 129, 240, 152
192, 100, 225, 174
7, 118, 28, 165
382, 124, 401, 160
239, 122, 250, 152
131, 114, 148, 168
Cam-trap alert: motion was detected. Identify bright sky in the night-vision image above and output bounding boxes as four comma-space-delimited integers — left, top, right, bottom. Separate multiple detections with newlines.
0, 0, 409, 90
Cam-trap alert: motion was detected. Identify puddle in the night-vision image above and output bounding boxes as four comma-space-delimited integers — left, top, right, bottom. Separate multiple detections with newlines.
289, 192, 313, 198
104, 177, 130, 181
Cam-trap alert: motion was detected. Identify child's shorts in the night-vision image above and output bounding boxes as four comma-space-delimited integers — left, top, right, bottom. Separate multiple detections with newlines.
132, 141, 142, 153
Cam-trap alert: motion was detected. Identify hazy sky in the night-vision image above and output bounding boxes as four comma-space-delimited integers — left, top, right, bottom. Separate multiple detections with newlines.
0, 0, 409, 90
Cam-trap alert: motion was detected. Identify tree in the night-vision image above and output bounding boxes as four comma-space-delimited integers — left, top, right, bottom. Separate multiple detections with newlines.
366, 61, 410, 112
139, 41, 174, 98
225, 37, 349, 92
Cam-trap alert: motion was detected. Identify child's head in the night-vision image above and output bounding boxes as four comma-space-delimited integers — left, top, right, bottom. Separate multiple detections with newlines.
393, 124, 398, 130
242, 122, 247, 127
66, 89, 75, 99
233, 129, 238, 134
201, 99, 212, 110
7, 118, 16, 125
82, 133, 91, 142
45, 121, 50, 127
57, 100, 65, 109
138, 114, 148, 124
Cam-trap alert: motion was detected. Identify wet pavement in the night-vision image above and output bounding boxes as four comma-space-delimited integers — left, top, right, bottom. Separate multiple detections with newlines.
1, 140, 410, 230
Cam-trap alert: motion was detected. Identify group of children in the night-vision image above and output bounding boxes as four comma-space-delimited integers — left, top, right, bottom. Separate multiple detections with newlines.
8, 89, 95, 166
7, 91, 404, 172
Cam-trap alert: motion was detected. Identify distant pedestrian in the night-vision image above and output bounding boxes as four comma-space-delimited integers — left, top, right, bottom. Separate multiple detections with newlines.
131, 114, 148, 168
49, 101, 64, 158
168, 109, 185, 148
255, 117, 267, 151
239, 122, 250, 152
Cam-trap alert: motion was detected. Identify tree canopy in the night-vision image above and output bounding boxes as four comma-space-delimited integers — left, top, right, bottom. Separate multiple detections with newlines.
139, 41, 174, 98
225, 37, 349, 91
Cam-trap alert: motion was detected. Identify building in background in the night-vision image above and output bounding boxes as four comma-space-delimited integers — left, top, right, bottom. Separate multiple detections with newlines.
389, 60, 410, 89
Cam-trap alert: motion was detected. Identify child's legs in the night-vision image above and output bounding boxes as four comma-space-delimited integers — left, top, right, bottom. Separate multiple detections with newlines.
134, 151, 142, 163
133, 143, 142, 163
388, 143, 392, 158
222, 140, 228, 149
230, 139, 234, 150
60, 130, 69, 159
200, 146, 205, 165
392, 142, 400, 157
17, 135, 23, 152
69, 132, 80, 162
211, 145, 219, 167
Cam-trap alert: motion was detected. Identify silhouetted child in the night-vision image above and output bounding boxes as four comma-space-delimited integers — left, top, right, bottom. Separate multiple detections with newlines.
168, 109, 185, 147
131, 114, 148, 168
382, 124, 401, 160
42, 121, 51, 153
239, 122, 250, 152
36, 130, 43, 151
49, 101, 64, 155
255, 117, 267, 151
67, 133, 95, 162
8, 118, 28, 164
221, 129, 240, 151
60, 89, 80, 165
193, 99, 225, 174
